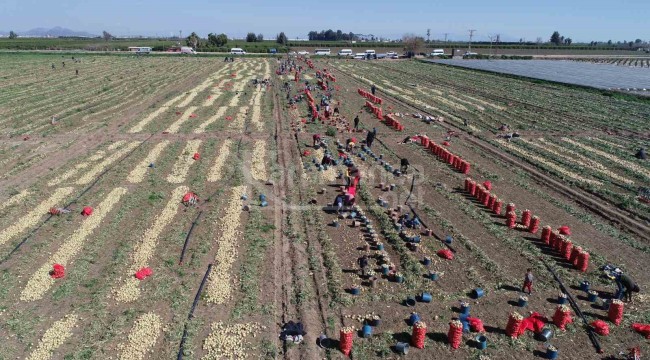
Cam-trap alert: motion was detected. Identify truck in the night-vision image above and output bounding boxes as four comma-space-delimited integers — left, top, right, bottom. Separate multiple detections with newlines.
181, 47, 197, 54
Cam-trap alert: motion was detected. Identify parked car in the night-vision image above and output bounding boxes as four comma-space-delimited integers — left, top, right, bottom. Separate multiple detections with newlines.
338, 49, 353, 56
230, 48, 246, 55
430, 49, 445, 56
353, 53, 366, 59
269, 48, 277, 54
463, 52, 478, 56
386, 51, 397, 56
297, 50, 309, 55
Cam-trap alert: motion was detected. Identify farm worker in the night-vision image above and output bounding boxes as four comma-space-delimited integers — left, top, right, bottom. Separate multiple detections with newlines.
366, 128, 377, 148
636, 148, 647, 160
400, 158, 410, 173
345, 167, 352, 187
615, 270, 641, 302
358, 255, 369, 276
346, 140, 355, 153
371, 84, 376, 95
75, 69, 79, 76
313, 134, 322, 147
353, 115, 360, 130
333, 107, 339, 115
321, 153, 334, 166
51, 63, 55, 69
522, 268, 534, 295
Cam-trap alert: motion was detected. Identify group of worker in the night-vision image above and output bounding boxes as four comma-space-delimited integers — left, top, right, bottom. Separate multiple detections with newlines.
518, 265, 640, 302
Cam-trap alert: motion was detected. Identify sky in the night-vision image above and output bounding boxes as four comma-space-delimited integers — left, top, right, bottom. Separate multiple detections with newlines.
0, 0, 648, 42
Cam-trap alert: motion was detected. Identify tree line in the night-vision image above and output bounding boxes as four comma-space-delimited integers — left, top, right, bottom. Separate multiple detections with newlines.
307, 30, 358, 41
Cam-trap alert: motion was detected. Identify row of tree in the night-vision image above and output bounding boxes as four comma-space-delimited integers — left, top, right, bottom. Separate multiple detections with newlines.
246, 33, 264, 42
307, 30, 358, 41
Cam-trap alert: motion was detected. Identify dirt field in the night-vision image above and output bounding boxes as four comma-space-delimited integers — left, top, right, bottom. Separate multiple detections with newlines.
0, 53, 648, 359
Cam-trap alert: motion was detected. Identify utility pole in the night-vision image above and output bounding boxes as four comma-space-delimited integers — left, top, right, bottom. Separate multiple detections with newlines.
488, 34, 494, 58
427, 28, 431, 43
444, 33, 449, 43
495, 34, 500, 56
468, 29, 476, 52
179, 30, 182, 39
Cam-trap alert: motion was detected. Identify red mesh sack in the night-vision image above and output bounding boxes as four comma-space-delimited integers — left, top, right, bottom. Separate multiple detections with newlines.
576, 251, 590, 272
553, 305, 573, 330
465, 178, 471, 192
448, 320, 463, 349
437, 249, 454, 260
570, 246, 582, 265
493, 200, 502, 215
50, 263, 65, 279
481, 191, 491, 206
487, 195, 497, 209
483, 180, 492, 190
591, 320, 610, 336
192, 153, 200, 160
563, 240, 573, 261
339, 328, 354, 356
135, 267, 153, 280
506, 312, 524, 338
411, 321, 427, 349
521, 210, 531, 227
529, 216, 540, 234
466, 317, 485, 333
541, 226, 552, 245
506, 212, 517, 229
81, 206, 93, 216
506, 203, 516, 214
519, 312, 548, 335
463, 162, 471, 174
632, 323, 650, 339
558, 226, 571, 235
608, 299, 624, 325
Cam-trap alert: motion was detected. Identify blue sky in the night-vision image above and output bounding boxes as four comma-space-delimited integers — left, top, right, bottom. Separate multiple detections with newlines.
1, 0, 648, 42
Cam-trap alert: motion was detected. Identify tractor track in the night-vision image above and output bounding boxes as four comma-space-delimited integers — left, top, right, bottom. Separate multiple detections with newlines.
329, 62, 650, 242
372, 61, 650, 139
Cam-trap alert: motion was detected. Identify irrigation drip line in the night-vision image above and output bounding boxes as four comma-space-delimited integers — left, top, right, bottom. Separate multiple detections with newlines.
179, 211, 203, 265
541, 259, 603, 354
177, 263, 213, 360
0, 135, 152, 266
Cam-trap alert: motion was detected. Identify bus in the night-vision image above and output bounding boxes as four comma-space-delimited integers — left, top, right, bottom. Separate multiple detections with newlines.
314, 48, 331, 55
128, 47, 152, 54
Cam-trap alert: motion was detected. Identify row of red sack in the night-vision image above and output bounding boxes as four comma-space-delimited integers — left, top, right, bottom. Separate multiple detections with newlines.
383, 114, 405, 131
365, 101, 385, 121
418, 136, 470, 174
465, 177, 589, 272
358, 88, 383, 104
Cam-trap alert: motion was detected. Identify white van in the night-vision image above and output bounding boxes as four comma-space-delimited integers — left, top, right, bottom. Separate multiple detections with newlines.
230, 48, 246, 55
365, 49, 376, 55
430, 49, 445, 56
338, 49, 353, 56
181, 46, 196, 54
314, 48, 331, 55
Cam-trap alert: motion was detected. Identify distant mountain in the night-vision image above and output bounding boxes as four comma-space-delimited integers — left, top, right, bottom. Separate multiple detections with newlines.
19, 27, 97, 37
